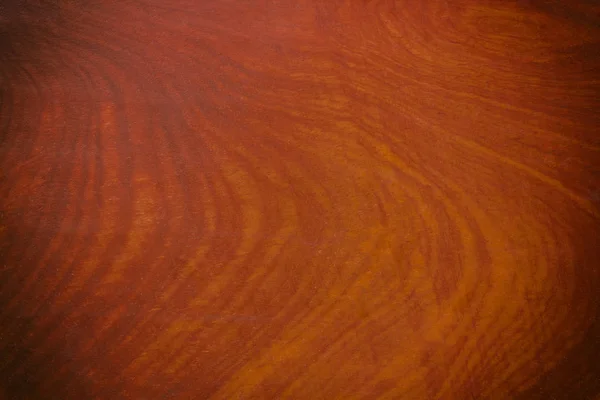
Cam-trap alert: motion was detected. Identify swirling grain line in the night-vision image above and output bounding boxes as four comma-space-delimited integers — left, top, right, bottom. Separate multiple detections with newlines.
1, 1, 599, 399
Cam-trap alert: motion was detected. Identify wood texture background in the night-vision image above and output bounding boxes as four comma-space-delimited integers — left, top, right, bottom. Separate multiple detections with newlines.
1, 0, 599, 398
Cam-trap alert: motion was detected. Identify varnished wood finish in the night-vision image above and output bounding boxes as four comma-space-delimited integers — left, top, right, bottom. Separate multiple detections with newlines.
1, 1, 599, 398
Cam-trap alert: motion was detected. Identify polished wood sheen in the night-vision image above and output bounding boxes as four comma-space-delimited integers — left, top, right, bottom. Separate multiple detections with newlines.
1, 1, 599, 399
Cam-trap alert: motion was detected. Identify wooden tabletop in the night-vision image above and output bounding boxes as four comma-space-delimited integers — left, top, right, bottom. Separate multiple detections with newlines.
1, 1, 599, 398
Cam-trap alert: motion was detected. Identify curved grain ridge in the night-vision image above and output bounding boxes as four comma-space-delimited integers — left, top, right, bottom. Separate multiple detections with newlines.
1, 1, 599, 399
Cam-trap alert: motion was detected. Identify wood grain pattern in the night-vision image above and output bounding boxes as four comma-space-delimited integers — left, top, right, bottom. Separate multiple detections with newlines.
1, 1, 599, 398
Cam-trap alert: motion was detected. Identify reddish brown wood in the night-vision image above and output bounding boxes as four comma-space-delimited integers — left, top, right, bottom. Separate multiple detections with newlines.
1, 1, 599, 398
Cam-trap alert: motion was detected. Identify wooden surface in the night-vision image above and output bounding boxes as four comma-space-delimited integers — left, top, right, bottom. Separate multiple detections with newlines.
1, 1, 599, 398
